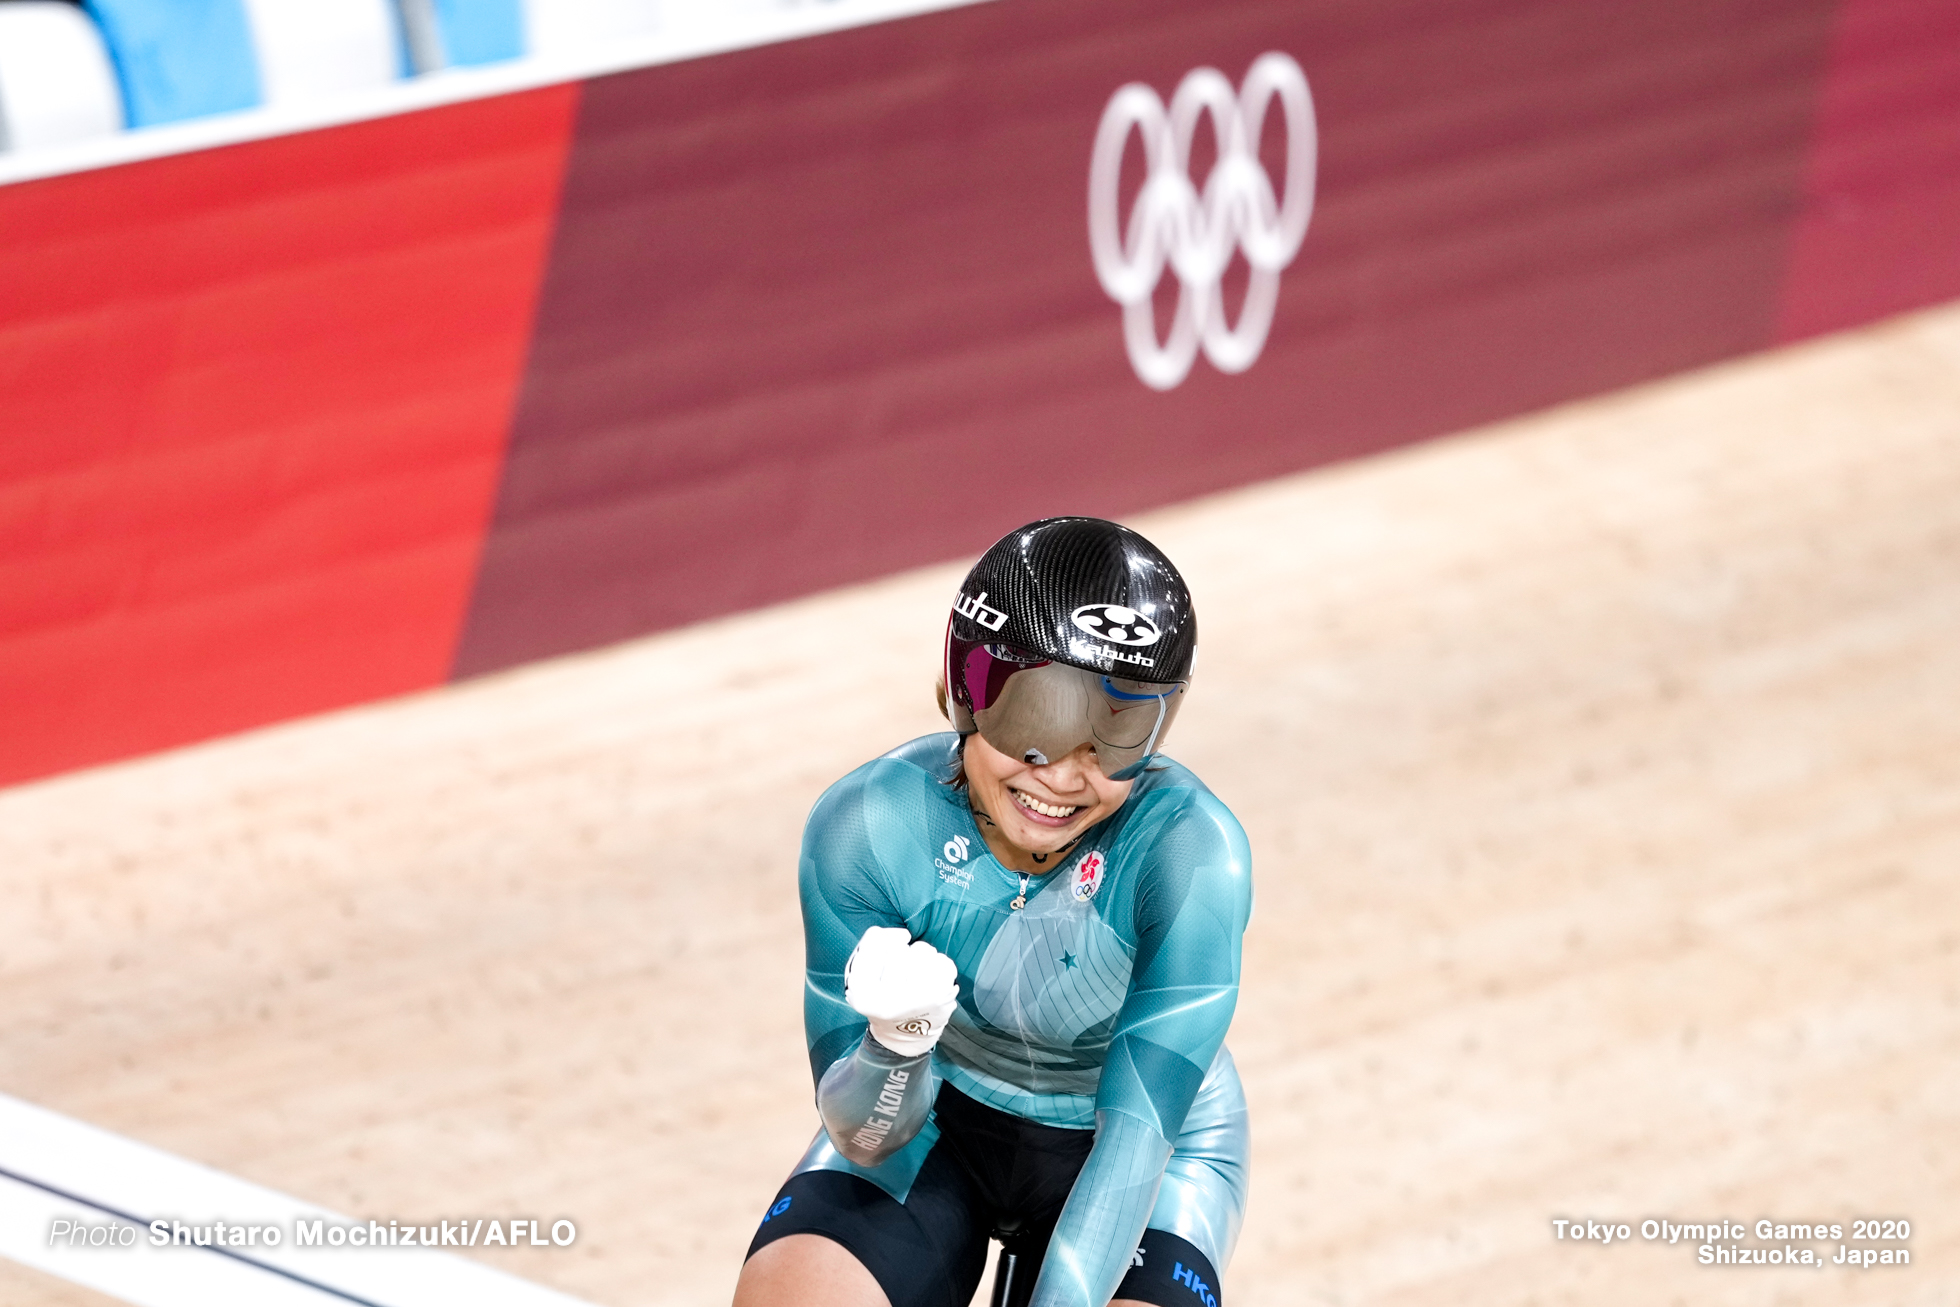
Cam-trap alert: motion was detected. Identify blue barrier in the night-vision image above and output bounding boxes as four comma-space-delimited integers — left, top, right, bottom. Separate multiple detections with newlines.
84, 0, 259, 127
437, 0, 525, 66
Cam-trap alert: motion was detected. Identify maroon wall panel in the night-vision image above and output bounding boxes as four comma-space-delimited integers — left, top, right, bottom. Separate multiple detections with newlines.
16, 0, 1957, 785
0, 87, 578, 785
454, 0, 1841, 675
1776, 0, 1960, 340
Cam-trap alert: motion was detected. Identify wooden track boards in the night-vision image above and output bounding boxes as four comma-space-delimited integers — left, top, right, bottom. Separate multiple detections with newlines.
0, 1261, 124, 1307
3, 303, 1957, 1306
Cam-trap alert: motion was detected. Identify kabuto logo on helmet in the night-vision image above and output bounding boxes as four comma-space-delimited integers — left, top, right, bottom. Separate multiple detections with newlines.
954, 591, 1008, 632
1071, 604, 1161, 647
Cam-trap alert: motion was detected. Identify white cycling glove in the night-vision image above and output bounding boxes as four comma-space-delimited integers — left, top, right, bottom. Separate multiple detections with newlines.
845, 926, 959, 1057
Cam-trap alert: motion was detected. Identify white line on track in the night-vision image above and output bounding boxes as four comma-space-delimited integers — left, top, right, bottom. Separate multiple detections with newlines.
0, 1093, 595, 1307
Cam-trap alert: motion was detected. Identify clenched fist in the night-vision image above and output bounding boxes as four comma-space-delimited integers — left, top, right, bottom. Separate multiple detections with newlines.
845, 926, 959, 1057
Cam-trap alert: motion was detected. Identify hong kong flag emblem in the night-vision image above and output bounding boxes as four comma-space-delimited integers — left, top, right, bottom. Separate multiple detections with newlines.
1071, 851, 1106, 902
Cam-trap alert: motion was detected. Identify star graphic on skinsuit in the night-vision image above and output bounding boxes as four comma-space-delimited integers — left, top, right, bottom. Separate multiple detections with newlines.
1060, 952, 1078, 970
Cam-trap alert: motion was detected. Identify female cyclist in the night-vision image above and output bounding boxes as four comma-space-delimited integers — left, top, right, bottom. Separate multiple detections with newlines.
735, 517, 1251, 1307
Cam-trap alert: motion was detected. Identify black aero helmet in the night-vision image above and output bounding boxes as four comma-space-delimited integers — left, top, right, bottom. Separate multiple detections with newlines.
945, 517, 1196, 779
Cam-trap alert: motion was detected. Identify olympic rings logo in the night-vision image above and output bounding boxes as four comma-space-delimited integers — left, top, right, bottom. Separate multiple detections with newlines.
1089, 53, 1317, 391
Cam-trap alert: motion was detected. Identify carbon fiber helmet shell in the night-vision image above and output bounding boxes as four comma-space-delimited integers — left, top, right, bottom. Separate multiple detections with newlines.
945, 518, 1196, 774
948, 517, 1197, 679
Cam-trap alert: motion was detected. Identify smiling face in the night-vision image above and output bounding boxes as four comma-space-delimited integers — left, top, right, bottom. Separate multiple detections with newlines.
962, 731, 1134, 874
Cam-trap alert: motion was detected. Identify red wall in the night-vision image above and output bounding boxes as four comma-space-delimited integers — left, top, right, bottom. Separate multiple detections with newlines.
1775, 0, 1960, 339
0, 88, 576, 782
1, 0, 1956, 786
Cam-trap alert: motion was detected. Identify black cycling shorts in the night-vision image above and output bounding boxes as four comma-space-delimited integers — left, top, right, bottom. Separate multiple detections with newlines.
745, 1082, 1223, 1307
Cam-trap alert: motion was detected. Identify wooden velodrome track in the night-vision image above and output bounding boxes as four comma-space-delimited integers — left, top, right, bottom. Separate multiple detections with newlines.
4, 303, 1957, 1307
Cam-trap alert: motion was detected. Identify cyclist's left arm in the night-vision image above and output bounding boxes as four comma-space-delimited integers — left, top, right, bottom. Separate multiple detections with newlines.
1030, 797, 1253, 1307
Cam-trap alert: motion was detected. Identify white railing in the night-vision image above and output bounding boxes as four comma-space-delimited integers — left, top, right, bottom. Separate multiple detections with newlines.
0, 0, 993, 185
0, 3, 124, 153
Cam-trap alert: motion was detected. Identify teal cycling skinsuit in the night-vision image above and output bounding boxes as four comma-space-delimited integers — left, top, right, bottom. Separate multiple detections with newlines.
770, 732, 1252, 1307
